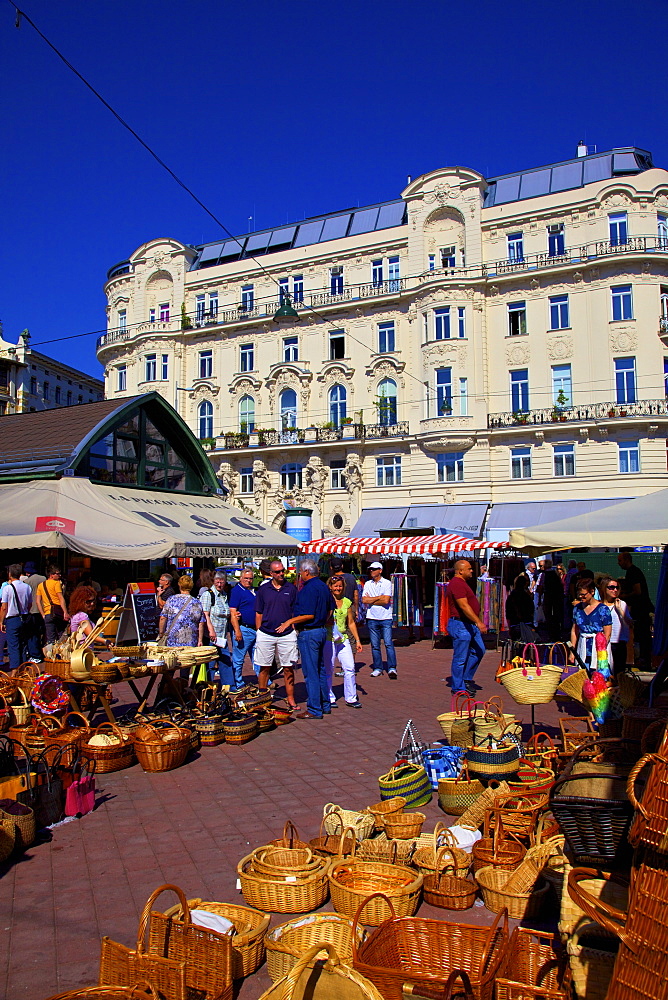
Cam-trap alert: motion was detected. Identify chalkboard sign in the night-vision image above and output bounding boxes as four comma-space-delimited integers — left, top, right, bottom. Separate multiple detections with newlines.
115, 583, 160, 644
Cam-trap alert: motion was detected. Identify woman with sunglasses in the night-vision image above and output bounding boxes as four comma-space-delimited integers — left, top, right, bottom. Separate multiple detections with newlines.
599, 576, 633, 676
570, 580, 612, 671
67, 585, 111, 647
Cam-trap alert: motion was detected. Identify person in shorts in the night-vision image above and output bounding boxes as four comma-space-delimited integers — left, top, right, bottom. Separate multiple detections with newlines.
254, 560, 299, 708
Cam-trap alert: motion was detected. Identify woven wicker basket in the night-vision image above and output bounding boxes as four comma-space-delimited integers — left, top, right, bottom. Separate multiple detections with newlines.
81, 723, 136, 773
223, 714, 258, 745
365, 797, 406, 832
269, 821, 310, 850
324, 803, 375, 842
328, 860, 422, 925
161, 897, 269, 979
413, 823, 469, 878
382, 811, 425, 840
357, 837, 415, 865
436, 692, 471, 741
471, 811, 526, 875
566, 923, 618, 1000
251, 845, 321, 878
496, 927, 571, 1000
265, 912, 365, 983
260, 942, 386, 1000
43, 712, 91, 767
437, 763, 486, 817
0, 798, 36, 850
238, 852, 330, 913
476, 864, 549, 919
310, 818, 357, 858
10, 687, 30, 726
193, 714, 226, 747
133, 723, 191, 773
422, 847, 477, 911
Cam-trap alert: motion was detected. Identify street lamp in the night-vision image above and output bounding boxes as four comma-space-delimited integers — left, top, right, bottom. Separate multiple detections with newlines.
174, 384, 197, 414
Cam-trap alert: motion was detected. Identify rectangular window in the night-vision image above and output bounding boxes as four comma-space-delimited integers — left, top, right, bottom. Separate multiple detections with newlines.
434, 307, 451, 340
549, 294, 569, 330
283, 337, 298, 362
441, 246, 456, 269
378, 321, 395, 353
241, 284, 254, 311
278, 277, 289, 303
30, 377, 37, 393
552, 364, 572, 407
664, 357, 668, 398
196, 294, 206, 323
240, 344, 254, 372
511, 447, 532, 479
78, 395, 83, 405
437, 452, 464, 482
458, 307, 466, 338
388, 256, 400, 290
55, 385, 62, 404
662, 286, 668, 321
376, 455, 402, 487
161, 354, 169, 380
615, 357, 637, 403
159, 303, 170, 322
208, 291, 218, 318
118, 309, 127, 331
144, 354, 157, 382
611, 284, 633, 321
436, 367, 453, 415
117, 366, 126, 392
66, 390, 72, 406
330, 267, 344, 295
619, 440, 640, 474
459, 377, 468, 416
330, 459, 346, 489
428, 254, 436, 271
609, 212, 628, 246
43, 381, 50, 401
199, 350, 213, 379
149, 308, 155, 323
554, 444, 575, 477
240, 467, 253, 494
372, 259, 383, 286
330, 329, 345, 360
423, 313, 428, 342
510, 369, 529, 412
507, 232, 524, 263
292, 275, 304, 303
508, 301, 527, 337
658, 214, 668, 249
548, 224, 565, 257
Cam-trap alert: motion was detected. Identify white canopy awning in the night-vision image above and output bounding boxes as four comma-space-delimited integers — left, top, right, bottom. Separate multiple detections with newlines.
0, 478, 297, 559
300, 534, 508, 555
508, 489, 668, 553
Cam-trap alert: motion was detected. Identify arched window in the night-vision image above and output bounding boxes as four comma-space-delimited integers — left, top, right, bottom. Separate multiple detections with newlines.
281, 463, 302, 490
279, 388, 297, 430
239, 395, 255, 432
329, 384, 347, 427
377, 378, 397, 426
198, 400, 213, 439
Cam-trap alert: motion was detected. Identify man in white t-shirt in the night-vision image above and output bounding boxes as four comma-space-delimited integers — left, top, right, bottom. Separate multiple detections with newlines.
362, 562, 397, 678
0, 563, 42, 670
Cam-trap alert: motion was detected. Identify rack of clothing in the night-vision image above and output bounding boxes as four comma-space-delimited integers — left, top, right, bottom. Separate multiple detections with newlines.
477, 576, 508, 633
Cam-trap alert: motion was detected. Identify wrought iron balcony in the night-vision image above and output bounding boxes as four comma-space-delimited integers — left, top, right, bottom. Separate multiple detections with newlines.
487, 399, 668, 430
218, 420, 408, 451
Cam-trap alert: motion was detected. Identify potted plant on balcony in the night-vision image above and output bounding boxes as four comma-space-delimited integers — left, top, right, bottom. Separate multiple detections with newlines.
341, 416, 356, 439
608, 407, 616, 418
199, 436, 216, 450
551, 389, 569, 421
181, 302, 193, 330
513, 411, 529, 425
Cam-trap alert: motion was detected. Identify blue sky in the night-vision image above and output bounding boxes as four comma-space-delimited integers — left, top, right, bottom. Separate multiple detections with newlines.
1, 0, 665, 377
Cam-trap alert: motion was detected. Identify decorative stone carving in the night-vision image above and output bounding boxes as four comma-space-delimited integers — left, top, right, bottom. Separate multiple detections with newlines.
316, 362, 354, 386
217, 462, 238, 499
421, 436, 475, 453
579, 427, 589, 442
443, 489, 456, 505
573, 271, 584, 283
344, 453, 363, 495
422, 341, 466, 364
365, 357, 406, 383
598, 427, 608, 440
304, 456, 327, 508
187, 380, 220, 400
610, 328, 637, 352
252, 460, 271, 508
534, 430, 544, 444
505, 342, 530, 365
546, 336, 574, 361
602, 192, 631, 209
229, 375, 262, 398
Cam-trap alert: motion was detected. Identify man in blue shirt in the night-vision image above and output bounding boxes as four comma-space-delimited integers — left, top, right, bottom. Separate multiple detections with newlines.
255, 560, 299, 708
278, 557, 334, 719
228, 567, 257, 689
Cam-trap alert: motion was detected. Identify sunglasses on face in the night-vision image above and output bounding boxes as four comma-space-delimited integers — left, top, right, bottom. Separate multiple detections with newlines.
607, 584, 619, 590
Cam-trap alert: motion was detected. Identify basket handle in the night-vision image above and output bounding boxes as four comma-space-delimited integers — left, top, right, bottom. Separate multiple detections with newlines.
548, 642, 569, 667
525, 731, 557, 755
93, 721, 127, 742
432, 820, 448, 856
338, 825, 356, 856
626, 753, 660, 819
434, 845, 458, 881
281, 820, 301, 847
403, 971, 475, 1000
452, 690, 470, 716
480, 907, 508, 976
136, 884, 191, 954
566, 868, 633, 948
351, 892, 396, 953
280, 943, 344, 997
321, 810, 343, 839
61, 712, 90, 730
388, 839, 398, 865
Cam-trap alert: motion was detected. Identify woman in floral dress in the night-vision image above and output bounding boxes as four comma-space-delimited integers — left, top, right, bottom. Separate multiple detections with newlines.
158, 575, 203, 646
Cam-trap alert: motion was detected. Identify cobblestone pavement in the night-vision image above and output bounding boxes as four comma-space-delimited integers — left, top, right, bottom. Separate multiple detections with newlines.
1, 638, 567, 999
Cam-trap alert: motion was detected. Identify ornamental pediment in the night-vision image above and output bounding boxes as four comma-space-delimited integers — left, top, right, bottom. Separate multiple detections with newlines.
265, 364, 313, 391
229, 374, 262, 394
364, 357, 406, 378
316, 362, 355, 384
188, 380, 220, 399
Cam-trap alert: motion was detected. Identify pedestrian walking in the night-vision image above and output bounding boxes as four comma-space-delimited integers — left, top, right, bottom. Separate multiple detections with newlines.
362, 562, 397, 678
445, 558, 487, 696
0, 563, 42, 670
254, 560, 299, 708
325, 575, 362, 708
618, 549, 654, 666
600, 576, 633, 676
285, 558, 335, 720
200, 570, 233, 686
228, 568, 258, 689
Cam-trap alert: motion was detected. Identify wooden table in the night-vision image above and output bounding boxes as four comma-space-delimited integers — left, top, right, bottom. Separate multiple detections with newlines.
66, 669, 185, 725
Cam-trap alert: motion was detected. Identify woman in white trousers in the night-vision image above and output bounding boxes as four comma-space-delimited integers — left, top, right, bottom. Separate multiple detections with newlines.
325, 575, 363, 708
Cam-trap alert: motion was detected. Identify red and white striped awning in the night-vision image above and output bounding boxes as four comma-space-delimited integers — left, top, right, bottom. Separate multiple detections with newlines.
299, 534, 509, 555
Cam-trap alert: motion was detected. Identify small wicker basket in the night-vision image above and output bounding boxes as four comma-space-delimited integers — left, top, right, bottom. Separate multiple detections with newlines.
382, 811, 425, 840
265, 912, 365, 983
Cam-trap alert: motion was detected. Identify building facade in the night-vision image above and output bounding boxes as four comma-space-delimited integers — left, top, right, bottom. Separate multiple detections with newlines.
97, 146, 668, 537
0, 328, 103, 416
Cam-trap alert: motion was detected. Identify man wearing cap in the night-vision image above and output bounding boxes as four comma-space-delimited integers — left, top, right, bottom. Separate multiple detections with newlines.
362, 562, 397, 678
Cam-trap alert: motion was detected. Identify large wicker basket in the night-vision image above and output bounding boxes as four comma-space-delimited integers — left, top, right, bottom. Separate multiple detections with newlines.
352, 893, 508, 1000
328, 860, 422, 925
237, 852, 330, 913
133, 723, 191, 773
265, 912, 365, 983
259, 942, 386, 1000
365, 797, 406, 832
496, 927, 571, 1000
161, 897, 270, 979
437, 763, 485, 817
422, 847, 478, 911
475, 864, 549, 919
81, 723, 136, 774
324, 803, 375, 842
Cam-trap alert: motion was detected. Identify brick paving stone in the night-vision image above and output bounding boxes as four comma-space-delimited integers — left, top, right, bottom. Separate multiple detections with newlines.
1, 641, 571, 999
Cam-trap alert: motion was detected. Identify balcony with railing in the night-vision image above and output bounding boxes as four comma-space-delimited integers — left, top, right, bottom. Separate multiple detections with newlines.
487, 398, 668, 430
218, 420, 410, 450
660, 316, 668, 346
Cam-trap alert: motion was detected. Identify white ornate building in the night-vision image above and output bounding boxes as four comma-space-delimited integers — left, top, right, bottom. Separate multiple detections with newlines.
1, 328, 103, 417
97, 145, 668, 538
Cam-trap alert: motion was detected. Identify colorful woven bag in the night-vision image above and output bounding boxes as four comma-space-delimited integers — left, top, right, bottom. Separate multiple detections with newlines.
422, 744, 465, 791
378, 762, 432, 807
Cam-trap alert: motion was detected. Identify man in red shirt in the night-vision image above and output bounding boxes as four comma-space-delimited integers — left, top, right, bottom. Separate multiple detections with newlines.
445, 559, 487, 696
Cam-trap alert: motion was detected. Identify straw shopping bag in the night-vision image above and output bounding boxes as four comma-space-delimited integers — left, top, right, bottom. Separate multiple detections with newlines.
465, 735, 520, 785
496, 643, 563, 705
395, 719, 427, 765
437, 762, 486, 816
161, 897, 270, 980
134, 883, 233, 1000
258, 942, 386, 1000
437, 691, 471, 742
265, 912, 366, 983
566, 923, 618, 1000
473, 698, 521, 743
352, 892, 508, 1000
377, 762, 432, 807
